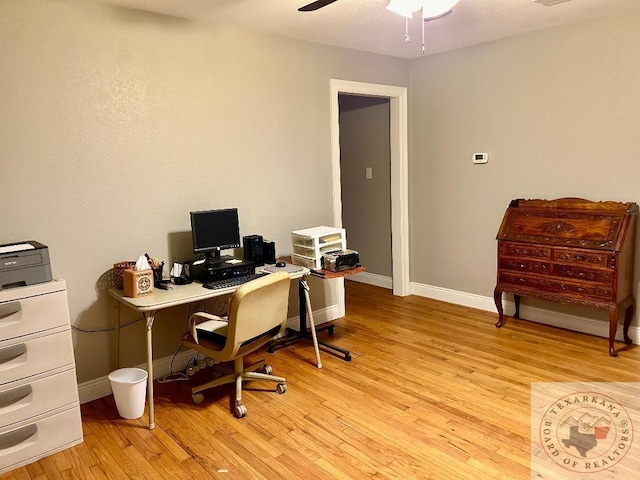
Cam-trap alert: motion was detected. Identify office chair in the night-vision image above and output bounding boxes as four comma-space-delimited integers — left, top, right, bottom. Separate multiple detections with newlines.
181, 272, 291, 418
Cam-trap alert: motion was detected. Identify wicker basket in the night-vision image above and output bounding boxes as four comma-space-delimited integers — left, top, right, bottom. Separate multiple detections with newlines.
113, 261, 136, 289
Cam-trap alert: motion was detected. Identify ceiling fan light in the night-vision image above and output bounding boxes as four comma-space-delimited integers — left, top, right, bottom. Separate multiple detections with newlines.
421, 0, 461, 18
386, 0, 421, 18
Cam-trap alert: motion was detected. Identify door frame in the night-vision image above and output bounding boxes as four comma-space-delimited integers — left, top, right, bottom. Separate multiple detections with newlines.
329, 79, 410, 304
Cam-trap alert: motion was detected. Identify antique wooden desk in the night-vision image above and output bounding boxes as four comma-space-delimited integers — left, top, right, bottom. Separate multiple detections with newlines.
494, 198, 637, 356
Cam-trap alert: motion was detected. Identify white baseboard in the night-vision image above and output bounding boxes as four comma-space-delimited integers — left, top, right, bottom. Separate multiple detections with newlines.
410, 281, 639, 345
347, 271, 393, 289
78, 307, 343, 405
78, 349, 196, 404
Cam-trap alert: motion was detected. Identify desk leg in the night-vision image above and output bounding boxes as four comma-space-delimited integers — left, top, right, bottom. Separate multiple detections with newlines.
115, 302, 121, 371
268, 277, 351, 362
494, 288, 505, 328
145, 311, 155, 430
302, 280, 322, 369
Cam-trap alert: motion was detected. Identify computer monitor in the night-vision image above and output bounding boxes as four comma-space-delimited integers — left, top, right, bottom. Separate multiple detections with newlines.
190, 208, 240, 264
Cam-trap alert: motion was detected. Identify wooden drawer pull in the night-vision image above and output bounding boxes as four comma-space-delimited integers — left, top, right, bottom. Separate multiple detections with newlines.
0, 385, 33, 413
0, 424, 37, 455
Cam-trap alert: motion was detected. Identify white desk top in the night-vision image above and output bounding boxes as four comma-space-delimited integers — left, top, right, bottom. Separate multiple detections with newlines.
108, 265, 308, 312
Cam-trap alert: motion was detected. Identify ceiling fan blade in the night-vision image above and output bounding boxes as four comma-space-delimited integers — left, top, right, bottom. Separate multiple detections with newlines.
298, 0, 339, 12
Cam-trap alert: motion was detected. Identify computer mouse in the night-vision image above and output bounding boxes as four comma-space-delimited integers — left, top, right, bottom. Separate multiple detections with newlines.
275, 261, 286, 268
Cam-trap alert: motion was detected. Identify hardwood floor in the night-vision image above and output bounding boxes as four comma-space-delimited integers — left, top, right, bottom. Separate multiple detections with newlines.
3, 281, 640, 479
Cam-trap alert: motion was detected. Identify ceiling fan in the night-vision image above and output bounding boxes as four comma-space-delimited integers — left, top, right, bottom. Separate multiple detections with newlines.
298, 0, 461, 17
298, 0, 338, 12
298, 0, 462, 54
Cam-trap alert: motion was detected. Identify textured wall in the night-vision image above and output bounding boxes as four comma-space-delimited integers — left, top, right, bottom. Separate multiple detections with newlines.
0, 0, 409, 383
410, 13, 640, 304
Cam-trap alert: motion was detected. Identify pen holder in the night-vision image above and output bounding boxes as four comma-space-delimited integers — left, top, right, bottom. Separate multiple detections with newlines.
152, 264, 164, 287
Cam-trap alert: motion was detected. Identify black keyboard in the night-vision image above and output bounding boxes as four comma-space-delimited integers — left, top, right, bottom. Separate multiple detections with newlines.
202, 271, 270, 290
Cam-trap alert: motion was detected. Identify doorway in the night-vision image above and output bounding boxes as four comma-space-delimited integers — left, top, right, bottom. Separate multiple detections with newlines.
339, 95, 392, 287
329, 79, 410, 316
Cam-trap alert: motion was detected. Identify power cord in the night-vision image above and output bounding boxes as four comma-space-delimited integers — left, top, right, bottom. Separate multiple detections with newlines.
71, 315, 145, 333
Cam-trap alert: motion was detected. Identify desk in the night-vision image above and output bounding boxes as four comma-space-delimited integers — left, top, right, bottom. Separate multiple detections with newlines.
268, 265, 365, 362
108, 267, 307, 430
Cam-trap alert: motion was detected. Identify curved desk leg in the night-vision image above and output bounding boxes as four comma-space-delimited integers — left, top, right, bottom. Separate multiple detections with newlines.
494, 288, 505, 328
623, 298, 635, 345
145, 311, 156, 429
608, 305, 619, 357
513, 294, 521, 320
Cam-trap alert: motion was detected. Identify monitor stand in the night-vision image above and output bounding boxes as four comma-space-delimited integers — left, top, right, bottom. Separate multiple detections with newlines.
203, 249, 234, 266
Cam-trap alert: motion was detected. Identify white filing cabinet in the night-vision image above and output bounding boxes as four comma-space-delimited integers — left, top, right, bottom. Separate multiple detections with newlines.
0, 280, 82, 474
291, 226, 346, 270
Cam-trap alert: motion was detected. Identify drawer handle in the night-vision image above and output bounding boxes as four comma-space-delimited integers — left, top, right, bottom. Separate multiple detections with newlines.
0, 344, 27, 371
0, 424, 37, 455
0, 385, 33, 414
0, 302, 21, 325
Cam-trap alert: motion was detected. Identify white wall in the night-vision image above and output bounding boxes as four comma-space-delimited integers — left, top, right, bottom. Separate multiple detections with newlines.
0, 0, 409, 383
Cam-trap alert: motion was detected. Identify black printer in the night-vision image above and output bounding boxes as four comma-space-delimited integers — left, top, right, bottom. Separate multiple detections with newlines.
0, 241, 52, 290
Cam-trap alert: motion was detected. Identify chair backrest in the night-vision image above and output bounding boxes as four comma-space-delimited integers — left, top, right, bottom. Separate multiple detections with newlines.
221, 271, 291, 358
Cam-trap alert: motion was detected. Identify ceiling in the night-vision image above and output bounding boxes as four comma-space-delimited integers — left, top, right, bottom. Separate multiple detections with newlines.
99, 0, 640, 59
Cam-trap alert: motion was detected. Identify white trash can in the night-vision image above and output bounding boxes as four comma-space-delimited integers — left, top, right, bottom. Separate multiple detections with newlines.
108, 368, 148, 419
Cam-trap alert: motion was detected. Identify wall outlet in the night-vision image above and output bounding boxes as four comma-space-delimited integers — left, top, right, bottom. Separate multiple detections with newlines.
365, 167, 373, 179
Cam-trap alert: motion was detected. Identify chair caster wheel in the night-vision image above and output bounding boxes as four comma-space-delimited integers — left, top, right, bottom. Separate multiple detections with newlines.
344, 353, 352, 361
328, 326, 335, 334
267, 344, 275, 353
192, 393, 204, 404
276, 383, 287, 394
234, 404, 247, 418
262, 364, 273, 375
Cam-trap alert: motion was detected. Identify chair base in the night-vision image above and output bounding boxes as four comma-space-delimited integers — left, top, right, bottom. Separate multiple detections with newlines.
190, 357, 286, 417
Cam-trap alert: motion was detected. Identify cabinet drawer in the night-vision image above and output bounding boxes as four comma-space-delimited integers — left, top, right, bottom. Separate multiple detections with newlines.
0, 368, 79, 429
499, 258, 550, 275
0, 405, 82, 474
0, 330, 74, 386
551, 264, 613, 284
552, 249, 612, 267
498, 273, 613, 301
0, 290, 70, 341
500, 242, 551, 260
291, 254, 322, 270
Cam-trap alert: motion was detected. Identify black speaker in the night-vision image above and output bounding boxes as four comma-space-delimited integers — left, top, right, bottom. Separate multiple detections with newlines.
243, 235, 264, 266
263, 240, 276, 264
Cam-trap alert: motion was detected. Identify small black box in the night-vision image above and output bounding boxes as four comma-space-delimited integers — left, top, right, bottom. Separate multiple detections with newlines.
263, 240, 276, 264
243, 235, 264, 266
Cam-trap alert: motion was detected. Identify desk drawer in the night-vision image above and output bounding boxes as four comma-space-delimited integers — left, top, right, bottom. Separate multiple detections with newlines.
0, 290, 69, 341
500, 242, 551, 260
499, 258, 550, 275
0, 368, 79, 429
0, 330, 74, 386
551, 264, 612, 284
498, 272, 613, 301
552, 248, 612, 267
0, 405, 82, 474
